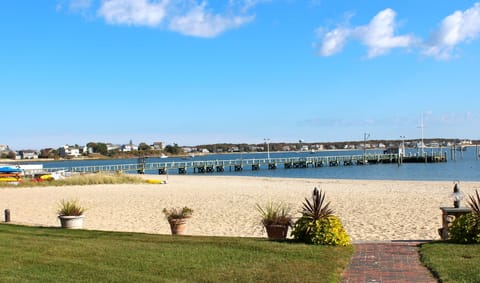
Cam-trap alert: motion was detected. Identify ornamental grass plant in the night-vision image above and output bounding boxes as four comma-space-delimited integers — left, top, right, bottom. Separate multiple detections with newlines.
255, 201, 294, 227
162, 207, 193, 220
57, 199, 86, 216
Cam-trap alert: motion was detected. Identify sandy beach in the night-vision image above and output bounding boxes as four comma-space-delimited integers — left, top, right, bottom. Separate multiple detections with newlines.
1, 175, 479, 241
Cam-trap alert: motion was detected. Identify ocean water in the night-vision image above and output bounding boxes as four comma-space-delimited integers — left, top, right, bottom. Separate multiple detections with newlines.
34, 147, 480, 181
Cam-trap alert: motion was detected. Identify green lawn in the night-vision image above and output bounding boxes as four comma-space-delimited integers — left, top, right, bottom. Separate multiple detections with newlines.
0, 224, 353, 282
420, 241, 480, 283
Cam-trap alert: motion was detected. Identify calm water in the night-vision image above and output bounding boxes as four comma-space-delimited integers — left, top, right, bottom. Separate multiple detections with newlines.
30, 147, 480, 181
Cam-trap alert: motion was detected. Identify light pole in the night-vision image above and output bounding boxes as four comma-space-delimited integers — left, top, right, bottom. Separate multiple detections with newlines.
264, 138, 270, 161
400, 136, 406, 154
400, 135, 406, 164
363, 133, 370, 164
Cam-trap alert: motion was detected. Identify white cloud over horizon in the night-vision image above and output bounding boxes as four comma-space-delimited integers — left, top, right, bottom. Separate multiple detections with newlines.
317, 3, 480, 60
66, 0, 258, 37
168, 2, 254, 38
98, 0, 168, 26
317, 8, 416, 58
62, 1, 480, 58
423, 2, 480, 60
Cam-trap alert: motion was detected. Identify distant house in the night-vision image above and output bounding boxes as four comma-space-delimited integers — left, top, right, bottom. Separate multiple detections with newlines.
58, 145, 80, 158
312, 144, 324, 151
121, 144, 138, 152
229, 146, 240, 152
107, 144, 121, 151
19, 150, 39, 159
249, 146, 264, 152
152, 142, 164, 150
0, 144, 8, 152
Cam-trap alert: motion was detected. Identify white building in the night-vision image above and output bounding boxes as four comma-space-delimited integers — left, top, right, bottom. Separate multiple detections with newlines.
58, 145, 80, 158
121, 144, 138, 152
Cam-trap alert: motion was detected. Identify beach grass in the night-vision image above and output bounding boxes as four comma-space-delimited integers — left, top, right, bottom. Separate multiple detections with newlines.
420, 241, 480, 282
1, 173, 144, 188
0, 224, 353, 282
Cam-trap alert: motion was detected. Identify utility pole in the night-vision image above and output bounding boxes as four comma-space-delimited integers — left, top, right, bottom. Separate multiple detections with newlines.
264, 138, 270, 161
417, 113, 425, 156
400, 135, 406, 164
363, 133, 370, 164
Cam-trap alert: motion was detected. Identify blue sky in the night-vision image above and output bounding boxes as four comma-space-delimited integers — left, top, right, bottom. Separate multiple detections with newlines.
1, 1, 480, 150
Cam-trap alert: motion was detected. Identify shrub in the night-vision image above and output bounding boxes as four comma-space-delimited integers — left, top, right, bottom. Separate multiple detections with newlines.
292, 215, 351, 246
57, 199, 86, 216
449, 189, 480, 244
449, 213, 480, 244
162, 207, 193, 220
292, 187, 350, 246
255, 202, 293, 227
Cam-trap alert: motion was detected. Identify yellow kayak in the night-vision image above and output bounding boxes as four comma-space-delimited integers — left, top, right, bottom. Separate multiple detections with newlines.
0, 177, 22, 182
145, 179, 167, 184
39, 174, 53, 181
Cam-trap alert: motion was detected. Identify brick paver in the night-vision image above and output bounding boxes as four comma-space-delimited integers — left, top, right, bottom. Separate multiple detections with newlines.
342, 242, 438, 283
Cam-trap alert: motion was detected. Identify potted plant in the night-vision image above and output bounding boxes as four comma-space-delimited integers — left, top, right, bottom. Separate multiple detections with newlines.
162, 206, 193, 235
291, 187, 350, 246
57, 199, 86, 229
256, 202, 293, 240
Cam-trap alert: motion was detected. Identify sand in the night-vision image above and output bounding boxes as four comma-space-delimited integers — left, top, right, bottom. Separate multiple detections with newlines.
1, 175, 479, 242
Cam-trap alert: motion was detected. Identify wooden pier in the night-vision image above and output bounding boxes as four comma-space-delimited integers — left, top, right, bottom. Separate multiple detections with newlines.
35, 153, 447, 176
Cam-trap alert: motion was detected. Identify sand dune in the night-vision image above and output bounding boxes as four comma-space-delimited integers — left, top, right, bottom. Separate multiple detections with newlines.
1, 175, 478, 241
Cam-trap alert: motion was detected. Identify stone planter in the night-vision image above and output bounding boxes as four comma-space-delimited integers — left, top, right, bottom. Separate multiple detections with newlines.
168, 218, 188, 235
58, 215, 85, 229
265, 224, 289, 240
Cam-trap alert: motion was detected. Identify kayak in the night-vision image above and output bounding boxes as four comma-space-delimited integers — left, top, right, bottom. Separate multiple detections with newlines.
0, 166, 22, 173
146, 179, 167, 184
0, 177, 22, 182
0, 173, 22, 178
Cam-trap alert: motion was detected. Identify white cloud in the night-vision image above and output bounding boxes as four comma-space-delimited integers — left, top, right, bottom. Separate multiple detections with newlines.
317, 8, 415, 58
353, 8, 415, 58
169, 2, 254, 38
92, 0, 255, 37
317, 27, 350, 56
424, 2, 480, 60
98, 0, 168, 27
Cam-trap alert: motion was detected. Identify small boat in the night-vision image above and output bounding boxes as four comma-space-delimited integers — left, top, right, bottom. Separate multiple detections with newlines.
0, 177, 22, 182
145, 179, 167, 184
0, 166, 22, 173
160, 154, 168, 159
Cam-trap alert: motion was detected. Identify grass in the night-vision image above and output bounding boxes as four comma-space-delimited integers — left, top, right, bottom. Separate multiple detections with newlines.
1, 173, 144, 188
420, 241, 480, 282
0, 224, 353, 283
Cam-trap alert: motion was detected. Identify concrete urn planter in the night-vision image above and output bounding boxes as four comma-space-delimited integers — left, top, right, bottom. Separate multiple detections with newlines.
58, 215, 85, 229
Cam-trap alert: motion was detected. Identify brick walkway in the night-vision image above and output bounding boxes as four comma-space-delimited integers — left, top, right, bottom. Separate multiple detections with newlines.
342, 242, 438, 283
